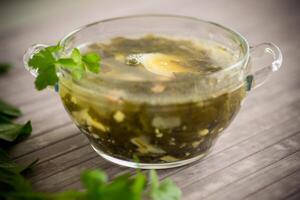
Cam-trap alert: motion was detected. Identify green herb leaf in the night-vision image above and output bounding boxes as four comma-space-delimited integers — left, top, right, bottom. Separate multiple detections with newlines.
57, 58, 77, 67
0, 167, 33, 193
82, 53, 101, 73
0, 148, 22, 173
71, 66, 85, 80
131, 171, 147, 200
35, 64, 58, 90
28, 44, 101, 90
80, 170, 147, 200
0, 99, 32, 144
71, 48, 82, 63
0, 149, 33, 194
28, 45, 60, 90
28, 46, 58, 70
1, 161, 181, 200
149, 170, 182, 200
0, 63, 11, 74
81, 170, 107, 189
0, 100, 22, 118
0, 115, 11, 123
0, 121, 32, 142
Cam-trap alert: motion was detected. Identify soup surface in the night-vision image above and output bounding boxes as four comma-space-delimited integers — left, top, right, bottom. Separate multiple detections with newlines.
59, 35, 246, 163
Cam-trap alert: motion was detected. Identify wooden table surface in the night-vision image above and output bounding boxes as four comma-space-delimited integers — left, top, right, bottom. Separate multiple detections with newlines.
1, 0, 300, 199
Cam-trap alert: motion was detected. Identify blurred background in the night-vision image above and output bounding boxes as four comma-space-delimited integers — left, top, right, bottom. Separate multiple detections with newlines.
0, 0, 299, 67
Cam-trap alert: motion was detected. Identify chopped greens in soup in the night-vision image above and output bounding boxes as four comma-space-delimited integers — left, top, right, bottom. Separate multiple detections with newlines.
59, 35, 246, 163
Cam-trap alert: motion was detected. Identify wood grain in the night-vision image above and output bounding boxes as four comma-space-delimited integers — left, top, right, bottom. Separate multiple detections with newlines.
1, 0, 300, 199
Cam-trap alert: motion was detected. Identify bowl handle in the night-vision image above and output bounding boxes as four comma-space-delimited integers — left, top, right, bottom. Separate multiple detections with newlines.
246, 43, 283, 91
23, 44, 59, 91
23, 44, 49, 77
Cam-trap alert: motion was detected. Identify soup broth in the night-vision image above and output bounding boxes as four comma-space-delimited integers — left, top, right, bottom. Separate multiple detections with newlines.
59, 35, 246, 163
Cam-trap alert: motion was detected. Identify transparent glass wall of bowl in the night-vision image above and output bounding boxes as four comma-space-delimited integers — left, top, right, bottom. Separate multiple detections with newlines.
60, 15, 247, 62
59, 15, 248, 102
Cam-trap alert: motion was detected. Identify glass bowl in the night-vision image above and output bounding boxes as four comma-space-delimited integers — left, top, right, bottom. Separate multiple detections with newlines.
24, 15, 282, 169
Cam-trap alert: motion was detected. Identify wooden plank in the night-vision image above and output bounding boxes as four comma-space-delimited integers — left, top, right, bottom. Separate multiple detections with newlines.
27, 139, 94, 183
202, 151, 300, 200
286, 191, 300, 200
183, 132, 300, 199
0, 70, 33, 91
32, 156, 130, 192
244, 170, 300, 200
24, 105, 71, 137
12, 123, 79, 159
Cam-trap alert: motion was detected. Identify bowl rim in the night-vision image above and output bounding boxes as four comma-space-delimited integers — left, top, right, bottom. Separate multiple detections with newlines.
59, 14, 250, 85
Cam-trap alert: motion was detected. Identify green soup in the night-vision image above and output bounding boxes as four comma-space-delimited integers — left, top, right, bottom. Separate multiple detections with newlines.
59, 35, 246, 163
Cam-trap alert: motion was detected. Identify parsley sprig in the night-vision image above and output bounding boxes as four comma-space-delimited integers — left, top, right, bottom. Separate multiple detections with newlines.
1, 163, 181, 200
0, 100, 32, 143
149, 170, 182, 200
28, 44, 101, 90
1, 145, 181, 200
